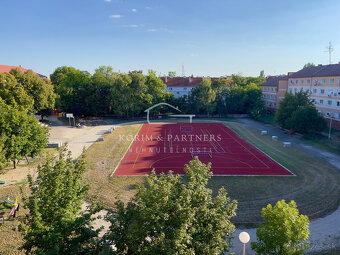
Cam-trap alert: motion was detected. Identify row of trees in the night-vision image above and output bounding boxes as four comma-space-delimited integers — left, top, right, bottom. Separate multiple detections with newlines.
21, 151, 310, 254
50, 66, 266, 118
0, 69, 54, 169
51, 66, 172, 117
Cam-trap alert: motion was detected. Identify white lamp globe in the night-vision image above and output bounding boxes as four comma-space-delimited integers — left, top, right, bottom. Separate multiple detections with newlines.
239, 231, 250, 244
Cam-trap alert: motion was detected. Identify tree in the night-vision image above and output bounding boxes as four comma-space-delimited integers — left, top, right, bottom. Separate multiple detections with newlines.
259, 70, 265, 78
50, 66, 91, 115
275, 91, 315, 131
145, 69, 171, 106
168, 71, 176, 77
303, 62, 315, 68
0, 101, 48, 168
104, 157, 237, 254
251, 200, 310, 255
10, 68, 56, 119
21, 148, 102, 254
0, 134, 7, 170
288, 105, 327, 134
0, 72, 34, 111
189, 78, 216, 115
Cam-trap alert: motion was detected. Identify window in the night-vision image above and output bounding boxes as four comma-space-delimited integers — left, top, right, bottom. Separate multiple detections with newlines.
275, 88, 277, 92
177, 92, 180, 95
307, 79, 311, 84
289, 88, 292, 93
300, 80, 304, 84
321, 89, 325, 94
184, 88, 187, 90
271, 88, 273, 91
337, 101, 340, 107
295, 80, 298, 84
294, 88, 298, 93
320, 99, 323, 104
313, 89, 317, 94
330, 78, 334, 84
313, 79, 318, 85
338, 79, 340, 85
321, 79, 325, 84
328, 100, 332, 105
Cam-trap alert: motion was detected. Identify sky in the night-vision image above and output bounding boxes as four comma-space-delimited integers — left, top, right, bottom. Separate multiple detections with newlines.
1, 0, 340, 77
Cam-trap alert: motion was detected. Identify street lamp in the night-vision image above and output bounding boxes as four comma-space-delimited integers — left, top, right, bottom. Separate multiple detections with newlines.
239, 231, 250, 255
328, 115, 333, 139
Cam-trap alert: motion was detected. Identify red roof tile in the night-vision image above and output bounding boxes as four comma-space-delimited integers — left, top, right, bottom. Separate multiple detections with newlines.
0, 65, 47, 79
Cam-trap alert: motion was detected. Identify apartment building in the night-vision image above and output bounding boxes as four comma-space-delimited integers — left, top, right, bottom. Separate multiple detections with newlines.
287, 64, 340, 124
160, 76, 219, 98
260, 75, 288, 112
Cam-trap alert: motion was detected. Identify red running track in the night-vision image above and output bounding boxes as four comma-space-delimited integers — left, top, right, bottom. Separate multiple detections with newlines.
113, 123, 294, 176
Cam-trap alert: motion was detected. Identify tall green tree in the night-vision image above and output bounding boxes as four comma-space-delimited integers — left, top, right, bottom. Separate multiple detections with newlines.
145, 69, 171, 106
303, 62, 315, 68
0, 101, 48, 168
288, 105, 327, 134
10, 68, 56, 118
259, 70, 265, 78
21, 148, 102, 254
51, 66, 91, 115
0, 72, 34, 111
275, 91, 314, 130
251, 200, 310, 255
104, 157, 237, 254
189, 78, 216, 115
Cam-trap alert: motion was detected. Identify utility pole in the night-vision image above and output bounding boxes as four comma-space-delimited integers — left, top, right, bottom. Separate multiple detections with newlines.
325, 42, 334, 64
182, 64, 185, 77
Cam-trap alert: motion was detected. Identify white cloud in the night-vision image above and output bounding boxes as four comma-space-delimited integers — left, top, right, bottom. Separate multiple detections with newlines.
131, 8, 137, 12
109, 14, 122, 19
124, 24, 140, 28
148, 28, 157, 32
145, 6, 152, 10
190, 53, 198, 57
104, 0, 111, 2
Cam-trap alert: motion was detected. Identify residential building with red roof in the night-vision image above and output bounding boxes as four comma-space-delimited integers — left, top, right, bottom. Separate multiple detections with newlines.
160, 76, 223, 98
0, 64, 47, 79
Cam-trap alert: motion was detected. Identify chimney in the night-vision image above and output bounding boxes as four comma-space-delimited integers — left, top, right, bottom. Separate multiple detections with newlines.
165, 76, 167, 83
287, 72, 295, 76
189, 76, 191, 84
19, 65, 22, 67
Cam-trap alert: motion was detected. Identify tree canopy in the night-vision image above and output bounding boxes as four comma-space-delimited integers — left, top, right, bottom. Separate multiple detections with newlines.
275, 91, 326, 134
0, 101, 48, 168
251, 200, 310, 255
21, 148, 102, 254
104, 157, 237, 254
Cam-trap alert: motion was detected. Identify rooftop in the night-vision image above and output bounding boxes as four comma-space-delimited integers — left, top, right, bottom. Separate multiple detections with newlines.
289, 63, 340, 78
0, 65, 47, 79
260, 75, 287, 86
160, 76, 221, 87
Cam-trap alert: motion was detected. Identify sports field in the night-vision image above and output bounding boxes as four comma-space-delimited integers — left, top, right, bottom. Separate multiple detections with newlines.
113, 123, 293, 176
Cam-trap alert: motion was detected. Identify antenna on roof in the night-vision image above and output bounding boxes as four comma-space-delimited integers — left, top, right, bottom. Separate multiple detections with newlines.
181, 64, 185, 77
325, 42, 334, 64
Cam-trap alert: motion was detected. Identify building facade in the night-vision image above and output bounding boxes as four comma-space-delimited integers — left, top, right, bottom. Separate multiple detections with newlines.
287, 64, 340, 122
260, 75, 288, 112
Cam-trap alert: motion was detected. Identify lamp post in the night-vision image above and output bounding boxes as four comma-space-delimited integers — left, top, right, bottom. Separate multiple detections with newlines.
328, 115, 333, 139
239, 231, 250, 255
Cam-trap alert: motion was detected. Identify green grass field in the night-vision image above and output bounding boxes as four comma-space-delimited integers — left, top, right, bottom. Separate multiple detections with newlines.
85, 122, 340, 228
